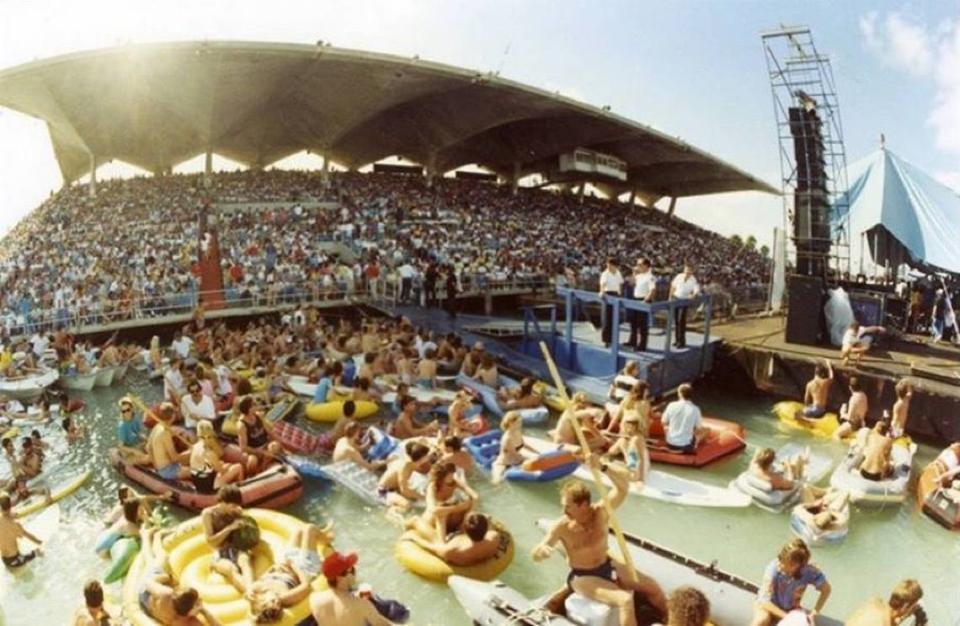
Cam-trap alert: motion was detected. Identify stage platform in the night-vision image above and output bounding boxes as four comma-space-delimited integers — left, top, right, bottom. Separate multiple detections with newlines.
713, 314, 960, 444
368, 302, 719, 401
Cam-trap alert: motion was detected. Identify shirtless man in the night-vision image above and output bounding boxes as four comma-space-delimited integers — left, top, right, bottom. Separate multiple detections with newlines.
927, 441, 960, 486
844, 579, 924, 626
72, 580, 116, 626
333, 423, 384, 472
890, 380, 913, 439
310, 552, 395, 625
405, 461, 477, 542
147, 404, 191, 480
553, 393, 606, 451
0, 492, 43, 569
138, 527, 221, 626
532, 457, 667, 625
393, 397, 439, 439
403, 512, 501, 567
798, 360, 833, 420
19, 437, 43, 479
834, 376, 867, 440
859, 421, 894, 481
377, 441, 432, 516
749, 447, 807, 491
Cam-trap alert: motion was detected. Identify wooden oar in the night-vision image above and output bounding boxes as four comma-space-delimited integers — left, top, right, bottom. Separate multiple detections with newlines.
538, 341, 639, 584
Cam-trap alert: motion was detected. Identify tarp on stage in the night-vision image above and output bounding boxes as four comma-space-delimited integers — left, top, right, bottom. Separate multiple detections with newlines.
833, 147, 960, 274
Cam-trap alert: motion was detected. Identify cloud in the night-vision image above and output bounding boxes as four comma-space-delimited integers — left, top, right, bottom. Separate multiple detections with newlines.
884, 13, 934, 75
929, 21, 960, 155
861, 12, 960, 187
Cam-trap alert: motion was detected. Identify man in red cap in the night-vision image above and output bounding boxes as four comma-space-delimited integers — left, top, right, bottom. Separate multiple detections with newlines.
310, 551, 395, 625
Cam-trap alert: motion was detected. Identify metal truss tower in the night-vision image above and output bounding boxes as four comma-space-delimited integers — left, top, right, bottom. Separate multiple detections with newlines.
762, 25, 851, 278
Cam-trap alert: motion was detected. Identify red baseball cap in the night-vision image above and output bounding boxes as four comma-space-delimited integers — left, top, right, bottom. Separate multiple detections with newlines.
322, 551, 358, 580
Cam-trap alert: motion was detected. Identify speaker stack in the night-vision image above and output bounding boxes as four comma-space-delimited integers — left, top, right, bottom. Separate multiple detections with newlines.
789, 104, 831, 278
785, 274, 826, 345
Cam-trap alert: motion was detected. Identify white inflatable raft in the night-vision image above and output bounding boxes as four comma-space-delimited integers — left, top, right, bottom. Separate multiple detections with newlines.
524, 436, 751, 508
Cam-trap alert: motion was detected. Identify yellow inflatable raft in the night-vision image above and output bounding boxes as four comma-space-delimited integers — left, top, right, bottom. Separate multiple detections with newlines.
774, 401, 841, 438
773, 401, 912, 446
122, 509, 330, 626
534, 382, 569, 413
394, 524, 514, 583
305, 400, 378, 423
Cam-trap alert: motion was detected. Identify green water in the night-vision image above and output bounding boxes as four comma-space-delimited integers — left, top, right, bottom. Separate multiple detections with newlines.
1, 379, 957, 625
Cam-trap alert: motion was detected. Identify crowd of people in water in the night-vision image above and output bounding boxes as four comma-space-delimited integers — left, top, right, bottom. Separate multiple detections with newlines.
0, 302, 945, 625
0, 169, 770, 337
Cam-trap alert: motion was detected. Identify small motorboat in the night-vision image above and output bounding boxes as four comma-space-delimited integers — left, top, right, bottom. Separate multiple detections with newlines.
0, 368, 59, 401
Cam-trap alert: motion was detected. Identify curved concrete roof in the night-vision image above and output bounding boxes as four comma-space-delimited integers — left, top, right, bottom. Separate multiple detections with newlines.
0, 41, 777, 199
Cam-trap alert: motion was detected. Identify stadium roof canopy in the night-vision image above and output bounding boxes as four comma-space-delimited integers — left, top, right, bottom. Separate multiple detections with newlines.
0, 41, 777, 200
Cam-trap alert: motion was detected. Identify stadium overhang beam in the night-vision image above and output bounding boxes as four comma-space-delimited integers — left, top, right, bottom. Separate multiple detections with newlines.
0, 41, 777, 198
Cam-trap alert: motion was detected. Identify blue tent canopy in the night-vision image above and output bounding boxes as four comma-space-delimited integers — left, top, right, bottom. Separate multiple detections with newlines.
833, 148, 960, 274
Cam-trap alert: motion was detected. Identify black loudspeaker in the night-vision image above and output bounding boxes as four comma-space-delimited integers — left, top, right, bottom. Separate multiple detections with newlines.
884, 296, 907, 331
786, 274, 825, 345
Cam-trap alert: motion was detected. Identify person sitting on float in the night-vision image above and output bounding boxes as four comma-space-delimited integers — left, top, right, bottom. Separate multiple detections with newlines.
215, 523, 332, 624
605, 411, 650, 483
750, 538, 831, 626
190, 420, 244, 495
552, 392, 606, 451
496, 377, 544, 413
749, 447, 807, 492
660, 383, 707, 454
332, 422, 384, 472
404, 461, 477, 544
402, 512, 502, 569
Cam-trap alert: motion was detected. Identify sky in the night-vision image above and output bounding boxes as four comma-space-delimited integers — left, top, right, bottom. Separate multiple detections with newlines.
0, 0, 957, 251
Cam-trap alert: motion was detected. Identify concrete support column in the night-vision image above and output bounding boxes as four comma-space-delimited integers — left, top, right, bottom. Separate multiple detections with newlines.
511, 162, 521, 196
88, 154, 98, 198
321, 152, 330, 188
425, 152, 438, 189
627, 189, 636, 206
578, 181, 586, 205
204, 150, 213, 188
667, 196, 678, 217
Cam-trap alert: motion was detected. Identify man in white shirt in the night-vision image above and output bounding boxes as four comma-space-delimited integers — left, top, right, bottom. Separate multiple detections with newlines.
628, 258, 656, 352
669, 263, 700, 348
180, 380, 216, 428
598, 258, 624, 347
398, 262, 416, 303
660, 383, 706, 454
170, 330, 193, 360
163, 358, 186, 405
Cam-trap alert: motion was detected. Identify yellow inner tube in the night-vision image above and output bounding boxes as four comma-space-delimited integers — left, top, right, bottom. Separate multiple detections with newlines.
304, 400, 378, 423
122, 509, 329, 626
394, 524, 514, 583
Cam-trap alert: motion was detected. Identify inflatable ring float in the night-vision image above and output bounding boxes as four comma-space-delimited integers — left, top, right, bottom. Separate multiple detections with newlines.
122, 509, 330, 626
394, 521, 514, 583
305, 400, 378, 423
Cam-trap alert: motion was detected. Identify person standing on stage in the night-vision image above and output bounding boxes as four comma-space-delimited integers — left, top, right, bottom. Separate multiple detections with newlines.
629, 258, 656, 352
670, 262, 700, 348
598, 258, 624, 347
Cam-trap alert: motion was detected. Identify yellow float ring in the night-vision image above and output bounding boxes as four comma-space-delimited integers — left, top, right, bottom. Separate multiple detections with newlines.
534, 382, 569, 413
394, 523, 514, 583
304, 400, 378, 423
122, 509, 330, 626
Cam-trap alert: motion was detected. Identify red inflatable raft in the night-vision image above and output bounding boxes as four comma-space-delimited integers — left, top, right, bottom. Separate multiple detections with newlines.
108, 446, 303, 511
646, 415, 746, 467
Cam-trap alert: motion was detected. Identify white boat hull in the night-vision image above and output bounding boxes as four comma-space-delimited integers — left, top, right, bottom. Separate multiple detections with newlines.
61, 372, 98, 391
524, 436, 751, 508
112, 363, 129, 382
0, 369, 59, 401
94, 367, 116, 387
449, 576, 578, 625
534, 519, 843, 626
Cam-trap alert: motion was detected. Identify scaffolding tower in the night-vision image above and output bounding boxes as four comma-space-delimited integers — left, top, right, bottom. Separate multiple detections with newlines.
762, 25, 851, 279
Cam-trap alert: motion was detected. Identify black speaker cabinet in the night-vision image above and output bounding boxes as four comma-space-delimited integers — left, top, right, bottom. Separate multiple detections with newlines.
786, 274, 825, 345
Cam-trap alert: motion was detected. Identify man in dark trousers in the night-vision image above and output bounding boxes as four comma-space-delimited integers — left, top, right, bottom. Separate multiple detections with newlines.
444, 267, 459, 320
669, 262, 699, 348
628, 258, 656, 352
598, 258, 624, 347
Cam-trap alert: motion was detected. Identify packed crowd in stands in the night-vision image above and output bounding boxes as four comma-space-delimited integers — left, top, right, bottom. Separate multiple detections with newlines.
0, 169, 770, 337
